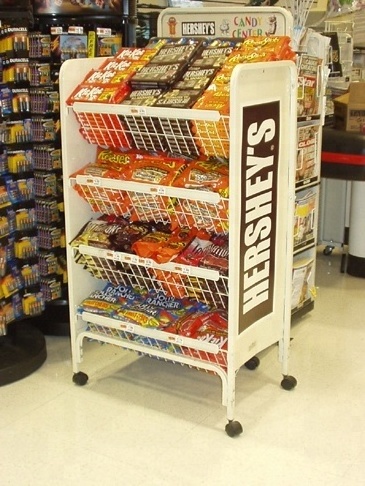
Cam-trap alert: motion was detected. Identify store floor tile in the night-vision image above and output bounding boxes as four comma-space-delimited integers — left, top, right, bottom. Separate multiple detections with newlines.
0, 247, 364, 486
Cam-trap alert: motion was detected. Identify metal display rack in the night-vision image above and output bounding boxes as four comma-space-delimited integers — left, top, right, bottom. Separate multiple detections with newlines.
60, 53, 298, 436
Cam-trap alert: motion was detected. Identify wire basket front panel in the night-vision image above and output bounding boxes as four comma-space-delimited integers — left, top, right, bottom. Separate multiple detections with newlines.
81, 253, 156, 289
87, 322, 228, 370
76, 112, 132, 148
76, 109, 230, 159
157, 117, 201, 157
74, 182, 131, 216
78, 251, 228, 309
74, 180, 229, 233
149, 267, 229, 309
122, 116, 167, 153
191, 119, 230, 159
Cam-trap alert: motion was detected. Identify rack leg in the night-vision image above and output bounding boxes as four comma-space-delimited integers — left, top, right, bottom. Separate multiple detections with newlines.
224, 364, 243, 438
278, 335, 297, 391
72, 333, 86, 373
71, 333, 89, 386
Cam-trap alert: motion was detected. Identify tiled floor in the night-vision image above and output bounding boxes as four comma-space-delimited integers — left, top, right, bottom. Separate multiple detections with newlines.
1, 248, 365, 486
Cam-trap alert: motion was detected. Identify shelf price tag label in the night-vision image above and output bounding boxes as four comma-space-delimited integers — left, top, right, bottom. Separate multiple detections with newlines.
68, 26, 84, 35
51, 27, 63, 35
130, 107, 147, 116
149, 186, 166, 196
121, 323, 135, 333
123, 254, 139, 264
113, 252, 122, 262
144, 258, 153, 268
168, 335, 184, 345
96, 28, 112, 36
173, 265, 190, 275
88, 177, 101, 186
136, 257, 153, 267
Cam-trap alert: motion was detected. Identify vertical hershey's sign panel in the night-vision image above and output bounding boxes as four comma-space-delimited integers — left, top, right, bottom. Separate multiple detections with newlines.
239, 100, 280, 330
228, 61, 297, 364
158, 7, 293, 39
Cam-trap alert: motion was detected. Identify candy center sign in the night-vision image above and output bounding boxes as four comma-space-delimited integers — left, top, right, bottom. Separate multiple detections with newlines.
158, 7, 293, 39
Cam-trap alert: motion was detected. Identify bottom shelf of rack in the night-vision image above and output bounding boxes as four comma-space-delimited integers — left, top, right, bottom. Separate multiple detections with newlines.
0, 322, 47, 386
76, 325, 230, 406
81, 325, 227, 373
74, 310, 229, 377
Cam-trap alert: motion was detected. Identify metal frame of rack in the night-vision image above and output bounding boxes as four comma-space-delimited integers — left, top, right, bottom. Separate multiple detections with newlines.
60, 56, 298, 436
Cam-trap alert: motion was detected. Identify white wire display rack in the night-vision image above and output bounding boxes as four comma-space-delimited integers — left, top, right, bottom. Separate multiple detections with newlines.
60, 57, 298, 437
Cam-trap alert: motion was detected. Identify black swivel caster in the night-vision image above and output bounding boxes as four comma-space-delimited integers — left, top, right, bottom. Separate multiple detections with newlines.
323, 245, 334, 256
281, 375, 297, 391
244, 356, 260, 370
225, 420, 243, 438
73, 371, 88, 386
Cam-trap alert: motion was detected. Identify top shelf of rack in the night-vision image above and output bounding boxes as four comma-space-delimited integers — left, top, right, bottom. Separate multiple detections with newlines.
72, 102, 230, 159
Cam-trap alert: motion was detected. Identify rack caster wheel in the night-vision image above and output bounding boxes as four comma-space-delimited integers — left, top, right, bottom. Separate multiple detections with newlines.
281, 375, 297, 391
244, 356, 260, 370
225, 420, 243, 438
323, 245, 334, 256
73, 372, 88, 386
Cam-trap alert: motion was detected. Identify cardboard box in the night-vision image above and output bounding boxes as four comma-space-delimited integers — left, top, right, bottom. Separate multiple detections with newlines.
333, 82, 365, 131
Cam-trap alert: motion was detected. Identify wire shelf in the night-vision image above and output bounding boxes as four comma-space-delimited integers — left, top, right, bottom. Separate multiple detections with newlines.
73, 103, 230, 159
76, 112, 132, 148
191, 119, 230, 159
85, 321, 228, 371
72, 175, 229, 233
76, 245, 229, 309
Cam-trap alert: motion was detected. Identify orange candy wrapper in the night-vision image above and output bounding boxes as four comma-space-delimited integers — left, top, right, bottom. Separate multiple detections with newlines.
173, 158, 229, 195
